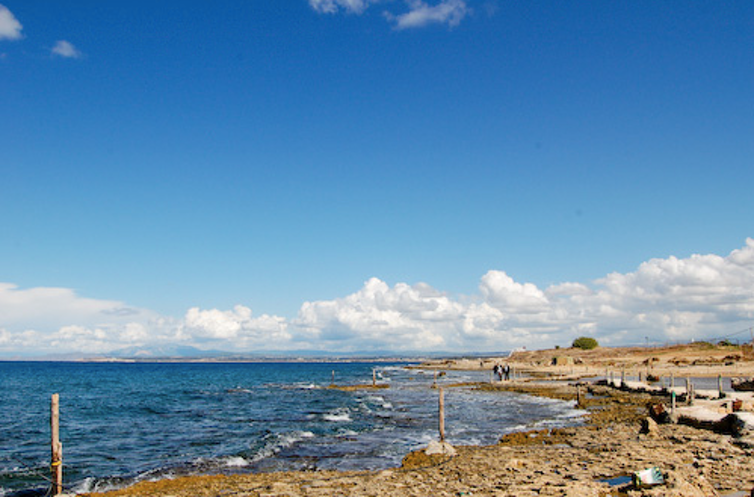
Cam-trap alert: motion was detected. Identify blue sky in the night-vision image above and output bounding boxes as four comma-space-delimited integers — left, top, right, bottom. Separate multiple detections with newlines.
1, 1, 753, 356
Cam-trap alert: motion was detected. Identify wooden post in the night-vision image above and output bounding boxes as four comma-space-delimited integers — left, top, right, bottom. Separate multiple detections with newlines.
621, 366, 625, 387
51, 393, 63, 496
685, 377, 690, 401
718, 374, 724, 399
373, 369, 376, 387
438, 387, 446, 442
686, 378, 695, 405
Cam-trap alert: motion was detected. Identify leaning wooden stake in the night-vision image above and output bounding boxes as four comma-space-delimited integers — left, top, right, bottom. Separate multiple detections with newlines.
372, 369, 376, 387
438, 387, 446, 442
51, 393, 63, 496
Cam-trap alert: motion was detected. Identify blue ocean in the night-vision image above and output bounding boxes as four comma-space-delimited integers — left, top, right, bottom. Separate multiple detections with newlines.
0, 361, 583, 496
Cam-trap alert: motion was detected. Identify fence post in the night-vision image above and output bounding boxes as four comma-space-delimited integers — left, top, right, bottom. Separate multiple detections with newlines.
718, 374, 724, 399
438, 387, 446, 442
685, 377, 690, 400
51, 393, 63, 496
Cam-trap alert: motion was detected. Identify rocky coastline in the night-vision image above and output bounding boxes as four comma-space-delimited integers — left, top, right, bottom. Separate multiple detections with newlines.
84, 343, 754, 496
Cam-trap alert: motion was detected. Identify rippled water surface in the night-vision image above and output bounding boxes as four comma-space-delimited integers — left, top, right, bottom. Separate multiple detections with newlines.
0, 361, 583, 495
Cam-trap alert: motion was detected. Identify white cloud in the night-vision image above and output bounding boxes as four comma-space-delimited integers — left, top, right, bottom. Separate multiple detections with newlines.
1, 239, 754, 356
295, 277, 463, 351
0, 4, 22, 40
480, 270, 549, 311
183, 305, 291, 349
294, 239, 754, 350
51, 40, 81, 58
309, 0, 470, 29
387, 0, 469, 30
0, 283, 152, 331
309, 0, 373, 14
0, 283, 174, 355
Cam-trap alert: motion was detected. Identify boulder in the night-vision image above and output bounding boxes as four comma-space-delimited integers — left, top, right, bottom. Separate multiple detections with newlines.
640, 416, 659, 437
426, 440, 457, 456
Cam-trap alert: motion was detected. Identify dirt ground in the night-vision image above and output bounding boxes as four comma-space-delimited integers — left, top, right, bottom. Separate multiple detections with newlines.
447, 341, 754, 379
84, 343, 754, 497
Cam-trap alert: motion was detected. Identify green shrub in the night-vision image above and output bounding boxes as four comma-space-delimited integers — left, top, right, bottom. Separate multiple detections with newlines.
572, 336, 599, 350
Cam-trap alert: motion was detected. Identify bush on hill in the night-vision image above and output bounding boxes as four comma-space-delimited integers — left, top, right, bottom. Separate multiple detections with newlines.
572, 336, 599, 350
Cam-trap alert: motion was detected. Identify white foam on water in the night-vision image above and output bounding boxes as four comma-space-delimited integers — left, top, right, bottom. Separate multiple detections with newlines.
324, 408, 352, 422
252, 430, 316, 463
71, 476, 98, 494
223, 456, 249, 467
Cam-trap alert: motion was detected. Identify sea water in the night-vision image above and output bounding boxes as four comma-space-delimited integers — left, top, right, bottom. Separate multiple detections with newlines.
0, 361, 584, 496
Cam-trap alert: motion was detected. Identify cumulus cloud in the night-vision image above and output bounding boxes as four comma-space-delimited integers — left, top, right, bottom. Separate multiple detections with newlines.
295, 240, 754, 351
0, 283, 148, 331
295, 277, 464, 351
51, 40, 82, 58
0, 4, 22, 40
183, 305, 291, 349
0, 283, 174, 355
1, 239, 754, 356
387, 0, 469, 30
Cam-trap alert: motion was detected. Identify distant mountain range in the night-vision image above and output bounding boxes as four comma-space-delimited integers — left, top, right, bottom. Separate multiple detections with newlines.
3, 345, 509, 362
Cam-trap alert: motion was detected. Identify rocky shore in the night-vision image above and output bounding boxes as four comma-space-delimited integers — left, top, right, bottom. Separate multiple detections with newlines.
84, 343, 754, 497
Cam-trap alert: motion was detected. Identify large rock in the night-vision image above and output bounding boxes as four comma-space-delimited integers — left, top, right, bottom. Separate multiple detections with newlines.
640, 416, 659, 437
425, 440, 457, 456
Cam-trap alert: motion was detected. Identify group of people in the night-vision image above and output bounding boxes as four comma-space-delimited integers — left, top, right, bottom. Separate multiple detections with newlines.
493, 363, 511, 381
